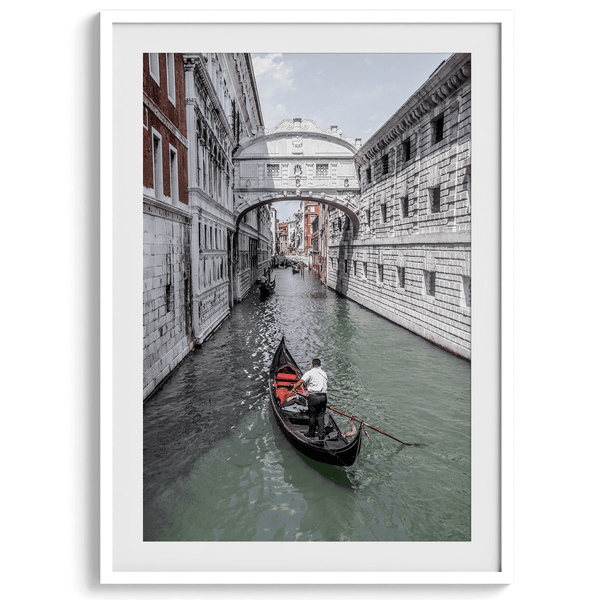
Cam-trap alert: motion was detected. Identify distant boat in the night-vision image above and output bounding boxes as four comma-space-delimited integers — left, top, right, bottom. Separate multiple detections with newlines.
259, 275, 276, 300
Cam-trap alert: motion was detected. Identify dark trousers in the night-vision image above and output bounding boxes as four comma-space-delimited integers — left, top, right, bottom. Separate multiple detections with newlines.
307, 393, 327, 438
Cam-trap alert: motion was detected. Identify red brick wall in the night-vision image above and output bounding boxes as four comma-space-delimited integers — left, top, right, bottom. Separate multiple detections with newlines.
143, 54, 188, 205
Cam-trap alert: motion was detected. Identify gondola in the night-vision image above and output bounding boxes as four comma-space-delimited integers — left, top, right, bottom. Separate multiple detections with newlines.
269, 337, 362, 467
259, 275, 276, 300
292, 265, 300, 274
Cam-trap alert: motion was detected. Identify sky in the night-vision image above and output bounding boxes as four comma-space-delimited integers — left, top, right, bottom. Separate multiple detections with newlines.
251, 52, 451, 222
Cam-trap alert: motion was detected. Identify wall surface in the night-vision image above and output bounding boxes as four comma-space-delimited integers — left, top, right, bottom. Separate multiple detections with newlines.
142, 200, 194, 398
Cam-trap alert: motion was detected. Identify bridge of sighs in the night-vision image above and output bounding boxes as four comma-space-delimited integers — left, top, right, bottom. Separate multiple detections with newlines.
233, 118, 363, 230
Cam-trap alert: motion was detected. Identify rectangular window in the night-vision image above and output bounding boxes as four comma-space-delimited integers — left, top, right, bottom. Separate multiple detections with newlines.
377, 264, 384, 283
152, 131, 163, 199
165, 283, 173, 312
397, 266, 405, 288
344, 259, 348, 273
366, 208, 371, 227
267, 164, 280, 177
353, 260, 357, 276
430, 186, 441, 213
316, 164, 329, 177
149, 53, 160, 85
381, 203, 387, 223
363, 261, 368, 279
462, 275, 471, 307
382, 154, 389, 175
433, 113, 444, 144
424, 270, 436, 297
402, 196, 410, 218
366, 167, 371, 184
169, 147, 178, 203
403, 138, 411, 161
166, 53, 176, 104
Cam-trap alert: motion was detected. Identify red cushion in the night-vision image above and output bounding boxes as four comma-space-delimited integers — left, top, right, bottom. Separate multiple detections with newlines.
276, 372, 298, 382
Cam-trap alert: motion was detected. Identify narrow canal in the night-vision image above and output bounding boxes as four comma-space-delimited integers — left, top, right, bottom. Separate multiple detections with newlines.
143, 267, 471, 542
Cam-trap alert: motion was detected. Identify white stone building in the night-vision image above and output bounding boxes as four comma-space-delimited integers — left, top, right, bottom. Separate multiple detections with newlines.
328, 53, 472, 359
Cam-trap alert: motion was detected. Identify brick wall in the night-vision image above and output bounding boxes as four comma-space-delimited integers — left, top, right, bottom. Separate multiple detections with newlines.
143, 201, 193, 399
143, 53, 188, 205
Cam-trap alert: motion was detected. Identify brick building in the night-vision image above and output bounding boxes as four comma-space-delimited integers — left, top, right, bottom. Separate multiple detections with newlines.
143, 53, 194, 399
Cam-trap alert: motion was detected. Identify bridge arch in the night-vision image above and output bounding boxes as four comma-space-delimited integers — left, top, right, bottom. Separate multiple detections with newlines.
233, 118, 363, 230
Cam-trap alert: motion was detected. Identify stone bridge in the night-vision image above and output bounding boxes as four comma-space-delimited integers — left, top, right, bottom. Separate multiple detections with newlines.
233, 118, 363, 228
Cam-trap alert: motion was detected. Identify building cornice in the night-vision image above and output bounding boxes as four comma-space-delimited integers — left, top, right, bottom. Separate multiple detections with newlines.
359, 54, 471, 161
244, 53, 264, 127
143, 195, 192, 220
330, 231, 471, 247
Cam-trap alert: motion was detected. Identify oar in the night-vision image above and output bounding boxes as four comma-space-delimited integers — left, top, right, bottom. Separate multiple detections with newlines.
327, 405, 425, 447
295, 392, 424, 447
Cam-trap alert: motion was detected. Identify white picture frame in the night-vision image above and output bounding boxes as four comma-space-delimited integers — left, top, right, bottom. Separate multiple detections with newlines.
101, 9, 513, 584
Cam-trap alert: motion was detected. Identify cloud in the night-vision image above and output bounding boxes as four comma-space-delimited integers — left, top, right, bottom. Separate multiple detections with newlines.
252, 54, 295, 96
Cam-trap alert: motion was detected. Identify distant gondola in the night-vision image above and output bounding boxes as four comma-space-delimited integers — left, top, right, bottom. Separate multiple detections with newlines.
259, 275, 276, 300
269, 337, 362, 467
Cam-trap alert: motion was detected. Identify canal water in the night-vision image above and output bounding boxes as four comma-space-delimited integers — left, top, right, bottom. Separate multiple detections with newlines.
143, 268, 471, 542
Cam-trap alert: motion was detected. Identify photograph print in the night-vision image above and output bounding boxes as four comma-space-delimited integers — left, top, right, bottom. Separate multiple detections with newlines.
142, 51, 472, 542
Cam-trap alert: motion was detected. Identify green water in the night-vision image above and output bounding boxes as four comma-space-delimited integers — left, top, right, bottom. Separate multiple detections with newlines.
143, 268, 471, 541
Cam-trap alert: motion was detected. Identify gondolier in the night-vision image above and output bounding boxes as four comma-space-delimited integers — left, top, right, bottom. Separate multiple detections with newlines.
292, 358, 328, 439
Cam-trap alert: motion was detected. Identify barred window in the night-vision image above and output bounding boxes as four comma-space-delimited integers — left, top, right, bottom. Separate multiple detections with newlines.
382, 154, 389, 175
316, 164, 329, 177
430, 186, 441, 213
266, 164, 280, 177
462, 275, 471, 307
397, 266, 405, 288
433, 113, 445, 144
381, 203, 387, 223
353, 260, 357, 276
424, 270, 436, 297
366, 167, 372, 184
402, 196, 410, 218
363, 261, 368, 279
403, 138, 411, 161
366, 208, 371, 227
378, 264, 384, 283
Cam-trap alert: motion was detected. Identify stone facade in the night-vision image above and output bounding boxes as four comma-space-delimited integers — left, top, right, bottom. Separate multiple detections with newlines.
183, 53, 270, 338
329, 53, 471, 359
143, 54, 194, 399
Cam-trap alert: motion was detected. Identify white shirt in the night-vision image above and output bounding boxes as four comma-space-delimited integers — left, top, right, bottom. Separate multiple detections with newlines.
301, 367, 328, 393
